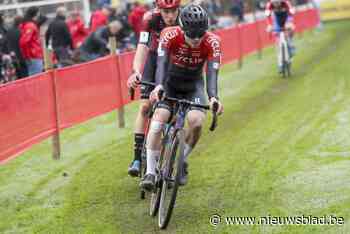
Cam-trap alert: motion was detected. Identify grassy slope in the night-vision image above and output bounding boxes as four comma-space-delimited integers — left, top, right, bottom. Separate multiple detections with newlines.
1, 21, 350, 234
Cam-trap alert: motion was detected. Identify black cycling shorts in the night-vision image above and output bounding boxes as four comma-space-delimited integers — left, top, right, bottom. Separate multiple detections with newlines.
157, 78, 208, 114
140, 51, 157, 99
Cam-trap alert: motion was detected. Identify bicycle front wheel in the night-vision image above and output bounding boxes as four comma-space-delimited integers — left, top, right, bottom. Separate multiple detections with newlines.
158, 129, 185, 229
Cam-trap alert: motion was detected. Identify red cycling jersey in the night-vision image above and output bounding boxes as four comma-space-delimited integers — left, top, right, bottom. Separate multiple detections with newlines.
266, 0, 295, 27
139, 9, 174, 52
265, 0, 294, 16
156, 26, 221, 98
159, 26, 221, 74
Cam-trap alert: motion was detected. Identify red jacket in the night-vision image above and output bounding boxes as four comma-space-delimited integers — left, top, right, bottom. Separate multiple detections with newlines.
90, 10, 108, 33
128, 5, 147, 38
19, 21, 43, 59
67, 17, 88, 48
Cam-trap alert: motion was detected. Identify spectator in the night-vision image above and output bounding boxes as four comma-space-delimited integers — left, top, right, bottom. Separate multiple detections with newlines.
67, 11, 88, 49
0, 13, 9, 83
128, 2, 147, 39
6, 15, 28, 79
45, 7, 74, 66
89, 4, 111, 33
78, 20, 124, 62
19, 6, 43, 76
37, 14, 48, 28
97, 0, 111, 8
109, 6, 134, 46
230, 0, 245, 22
0, 14, 8, 55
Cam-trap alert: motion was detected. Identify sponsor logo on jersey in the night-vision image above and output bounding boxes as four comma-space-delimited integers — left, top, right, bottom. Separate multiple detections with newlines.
175, 54, 204, 64
162, 29, 178, 42
206, 36, 221, 58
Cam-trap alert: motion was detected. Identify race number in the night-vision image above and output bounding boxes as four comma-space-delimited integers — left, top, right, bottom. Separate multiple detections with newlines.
139, 32, 150, 43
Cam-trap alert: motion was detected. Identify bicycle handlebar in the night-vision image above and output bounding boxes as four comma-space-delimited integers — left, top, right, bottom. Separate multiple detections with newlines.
130, 81, 219, 131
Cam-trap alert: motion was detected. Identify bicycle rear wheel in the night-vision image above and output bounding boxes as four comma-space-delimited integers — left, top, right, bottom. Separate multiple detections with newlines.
139, 145, 147, 200
158, 129, 185, 229
282, 44, 287, 78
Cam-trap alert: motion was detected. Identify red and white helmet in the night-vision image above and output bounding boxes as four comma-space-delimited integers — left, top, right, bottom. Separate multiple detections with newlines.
156, 0, 181, 9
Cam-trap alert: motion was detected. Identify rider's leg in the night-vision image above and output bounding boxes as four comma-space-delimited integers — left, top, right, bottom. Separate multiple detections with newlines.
146, 108, 171, 175
128, 52, 157, 176
134, 99, 152, 158
177, 109, 206, 186
184, 110, 206, 161
128, 99, 151, 176
286, 24, 296, 57
141, 107, 171, 190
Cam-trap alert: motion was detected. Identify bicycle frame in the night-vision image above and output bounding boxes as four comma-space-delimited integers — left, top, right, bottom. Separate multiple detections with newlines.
277, 30, 291, 68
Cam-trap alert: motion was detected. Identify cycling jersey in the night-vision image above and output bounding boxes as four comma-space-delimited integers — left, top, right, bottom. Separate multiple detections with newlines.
138, 8, 179, 99
156, 26, 221, 99
265, 0, 294, 30
139, 9, 176, 52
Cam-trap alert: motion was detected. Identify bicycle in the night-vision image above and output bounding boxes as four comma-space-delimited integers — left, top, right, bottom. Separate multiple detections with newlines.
132, 81, 219, 229
275, 29, 292, 78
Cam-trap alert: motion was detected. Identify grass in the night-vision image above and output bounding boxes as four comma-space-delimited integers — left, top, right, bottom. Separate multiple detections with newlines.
1, 20, 350, 234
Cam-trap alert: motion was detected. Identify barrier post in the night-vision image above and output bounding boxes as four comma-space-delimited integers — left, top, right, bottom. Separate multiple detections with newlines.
237, 23, 243, 69
43, 45, 61, 160
109, 37, 125, 128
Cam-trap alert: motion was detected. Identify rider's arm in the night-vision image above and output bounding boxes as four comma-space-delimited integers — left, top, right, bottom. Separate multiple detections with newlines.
133, 43, 148, 74
155, 42, 170, 87
286, 1, 295, 26
265, 1, 273, 17
265, 2, 273, 26
132, 12, 152, 74
206, 36, 222, 99
206, 61, 219, 99
285, 0, 295, 15
155, 28, 175, 87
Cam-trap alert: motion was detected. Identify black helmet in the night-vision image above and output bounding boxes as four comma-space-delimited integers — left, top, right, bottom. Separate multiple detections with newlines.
179, 4, 209, 39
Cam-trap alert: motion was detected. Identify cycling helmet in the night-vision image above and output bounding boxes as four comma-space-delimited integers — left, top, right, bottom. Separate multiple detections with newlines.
156, 0, 181, 9
179, 4, 209, 39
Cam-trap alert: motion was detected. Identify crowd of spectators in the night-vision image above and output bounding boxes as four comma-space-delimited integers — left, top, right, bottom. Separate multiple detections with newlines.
0, 0, 314, 84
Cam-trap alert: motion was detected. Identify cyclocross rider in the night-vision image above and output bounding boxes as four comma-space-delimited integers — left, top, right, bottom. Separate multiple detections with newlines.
140, 4, 224, 190
265, 0, 296, 69
127, 0, 181, 177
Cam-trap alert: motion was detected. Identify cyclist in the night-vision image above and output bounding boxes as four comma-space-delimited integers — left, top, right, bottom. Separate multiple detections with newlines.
265, 0, 296, 71
140, 4, 224, 190
127, 0, 181, 177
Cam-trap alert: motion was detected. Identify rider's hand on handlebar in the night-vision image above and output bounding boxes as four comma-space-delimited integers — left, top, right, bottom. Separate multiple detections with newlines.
209, 97, 224, 115
150, 85, 164, 102
266, 25, 273, 33
127, 71, 142, 89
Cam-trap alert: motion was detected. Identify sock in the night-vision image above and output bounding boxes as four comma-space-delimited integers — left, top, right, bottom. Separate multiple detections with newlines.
183, 144, 193, 162
134, 133, 145, 162
146, 149, 160, 175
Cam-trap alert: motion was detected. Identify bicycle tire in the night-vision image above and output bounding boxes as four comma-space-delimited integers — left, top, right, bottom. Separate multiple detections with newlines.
282, 43, 287, 78
139, 139, 147, 199
149, 148, 165, 217
286, 61, 292, 77
158, 129, 185, 229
